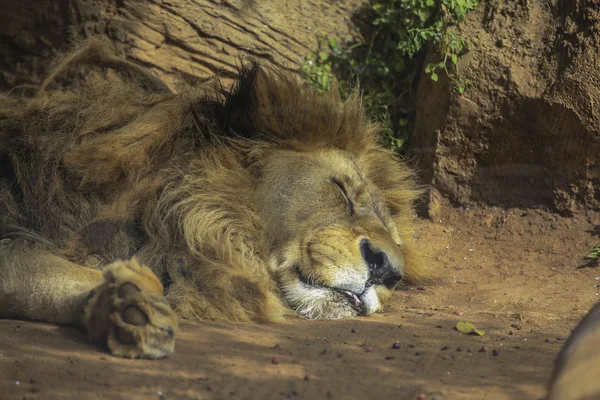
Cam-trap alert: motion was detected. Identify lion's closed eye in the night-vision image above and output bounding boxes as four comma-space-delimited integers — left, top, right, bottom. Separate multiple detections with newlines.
330, 178, 354, 215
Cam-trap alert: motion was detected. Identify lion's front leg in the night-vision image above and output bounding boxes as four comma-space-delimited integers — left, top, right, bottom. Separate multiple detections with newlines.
163, 250, 286, 323
82, 258, 178, 359
0, 242, 177, 359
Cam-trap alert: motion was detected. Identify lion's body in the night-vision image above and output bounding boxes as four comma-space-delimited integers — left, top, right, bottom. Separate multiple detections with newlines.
547, 301, 600, 399
0, 38, 423, 358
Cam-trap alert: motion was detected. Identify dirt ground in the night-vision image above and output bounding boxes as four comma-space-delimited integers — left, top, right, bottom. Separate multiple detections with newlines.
1, 206, 599, 400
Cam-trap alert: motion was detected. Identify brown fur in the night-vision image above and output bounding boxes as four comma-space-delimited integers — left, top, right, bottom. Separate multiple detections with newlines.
0, 37, 424, 357
547, 301, 600, 399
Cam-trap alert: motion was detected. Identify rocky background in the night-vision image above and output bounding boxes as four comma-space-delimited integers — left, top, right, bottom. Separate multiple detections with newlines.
410, 1, 600, 216
0, 0, 363, 88
2, 0, 599, 216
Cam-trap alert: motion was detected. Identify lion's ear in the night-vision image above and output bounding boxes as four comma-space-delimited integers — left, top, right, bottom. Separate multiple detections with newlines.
221, 62, 269, 138
221, 61, 311, 141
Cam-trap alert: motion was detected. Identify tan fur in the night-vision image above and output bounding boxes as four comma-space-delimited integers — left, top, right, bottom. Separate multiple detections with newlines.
0, 37, 424, 358
547, 302, 600, 400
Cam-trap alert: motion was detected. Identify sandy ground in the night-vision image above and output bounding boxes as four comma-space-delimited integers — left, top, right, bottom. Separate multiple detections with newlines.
2, 206, 600, 400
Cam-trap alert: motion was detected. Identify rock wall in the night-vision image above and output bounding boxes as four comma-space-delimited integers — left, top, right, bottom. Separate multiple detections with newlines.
409, 0, 600, 215
0, 0, 362, 89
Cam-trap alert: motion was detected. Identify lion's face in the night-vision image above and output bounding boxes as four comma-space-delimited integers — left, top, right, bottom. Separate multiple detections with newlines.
257, 148, 407, 319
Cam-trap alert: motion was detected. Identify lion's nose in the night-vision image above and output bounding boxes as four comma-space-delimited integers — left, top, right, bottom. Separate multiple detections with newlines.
360, 239, 402, 288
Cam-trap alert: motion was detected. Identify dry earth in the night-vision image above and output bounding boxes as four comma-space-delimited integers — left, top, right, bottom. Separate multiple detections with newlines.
2, 206, 600, 400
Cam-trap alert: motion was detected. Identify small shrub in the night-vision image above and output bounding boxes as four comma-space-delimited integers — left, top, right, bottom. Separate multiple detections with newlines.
302, 0, 478, 152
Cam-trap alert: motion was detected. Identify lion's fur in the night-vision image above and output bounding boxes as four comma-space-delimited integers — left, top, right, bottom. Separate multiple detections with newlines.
547, 302, 600, 399
0, 37, 424, 325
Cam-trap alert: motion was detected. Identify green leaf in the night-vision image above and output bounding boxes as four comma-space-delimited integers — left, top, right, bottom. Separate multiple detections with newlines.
456, 321, 485, 336
372, 3, 384, 14
451, 53, 458, 64
417, 8, 430, 23
586, 244, 600, 259
328, 38, 338, 50
344, 339, 366, 346
431, 72, 439, 82
458, 86, 466, 94
425, 62, 437, 73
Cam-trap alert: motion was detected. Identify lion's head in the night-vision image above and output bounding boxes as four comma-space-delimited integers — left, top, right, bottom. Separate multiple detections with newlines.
219, 65, 424, 320
257, 149, 413, 319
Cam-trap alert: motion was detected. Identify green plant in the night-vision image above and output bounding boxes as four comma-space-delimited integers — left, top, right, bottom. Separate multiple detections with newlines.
578, 242, 600, 268
302, 0, 478, 152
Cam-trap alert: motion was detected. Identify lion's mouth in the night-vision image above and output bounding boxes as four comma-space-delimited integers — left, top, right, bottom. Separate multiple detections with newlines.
342, 290, 362, 307
294, 265, 367, 312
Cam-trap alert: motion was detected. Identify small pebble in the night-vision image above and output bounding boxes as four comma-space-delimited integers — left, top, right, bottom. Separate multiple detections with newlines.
492, 349, 500, 356
417, 394, 426, 400
351, 328, 357, 333
557, 337, 565, 341
417, 286, 425, 291
479, 346, 488, 353
509, 330, 514, 335
366, 347, 373, 352
454, 311, 463, 316
545, 338, 551, 343
303, 375, 310, 381
272, 357, 280, 365
392, 342, 401, 349
415, 352, 421, 356
511, 323, 522, 330
496, 38, 505, 47
385, 355, 395, 360
456, 347, 463, 352
441, 346, 449, 351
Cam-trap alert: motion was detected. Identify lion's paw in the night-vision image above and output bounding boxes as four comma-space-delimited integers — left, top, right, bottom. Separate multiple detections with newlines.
82, 258, 178, 359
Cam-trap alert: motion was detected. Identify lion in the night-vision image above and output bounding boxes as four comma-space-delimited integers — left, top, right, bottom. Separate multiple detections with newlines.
547, 301, 600, 399
0, 37, 424, 359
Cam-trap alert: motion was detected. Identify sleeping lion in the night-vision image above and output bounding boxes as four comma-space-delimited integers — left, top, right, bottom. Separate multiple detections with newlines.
0, 37, 423, 359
